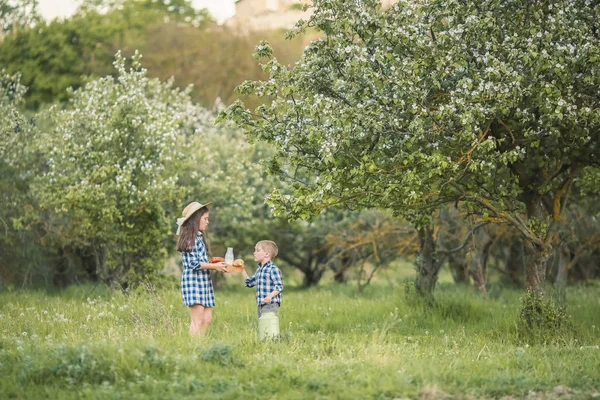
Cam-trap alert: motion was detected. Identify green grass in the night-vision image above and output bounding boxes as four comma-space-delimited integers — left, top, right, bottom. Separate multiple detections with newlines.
1, 280, 599, 399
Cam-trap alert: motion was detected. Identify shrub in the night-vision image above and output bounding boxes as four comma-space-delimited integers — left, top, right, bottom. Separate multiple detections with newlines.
517, 290, 574, 344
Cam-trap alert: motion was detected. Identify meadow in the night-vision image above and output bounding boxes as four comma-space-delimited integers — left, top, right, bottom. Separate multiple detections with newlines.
1, 275, 599, 399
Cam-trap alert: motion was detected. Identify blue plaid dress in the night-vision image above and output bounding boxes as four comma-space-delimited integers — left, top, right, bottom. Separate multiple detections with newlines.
244, 260, 283, 305
181, 232, 215, 307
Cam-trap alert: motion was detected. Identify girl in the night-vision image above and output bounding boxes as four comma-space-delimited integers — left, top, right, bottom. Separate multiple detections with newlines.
176, 201, 227, 335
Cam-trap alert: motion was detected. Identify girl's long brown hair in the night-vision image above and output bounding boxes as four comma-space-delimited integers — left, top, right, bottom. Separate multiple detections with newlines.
177, 207, 209, 252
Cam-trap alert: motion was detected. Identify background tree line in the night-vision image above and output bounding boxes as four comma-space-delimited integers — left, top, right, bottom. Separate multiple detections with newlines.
0, 0, 312, 110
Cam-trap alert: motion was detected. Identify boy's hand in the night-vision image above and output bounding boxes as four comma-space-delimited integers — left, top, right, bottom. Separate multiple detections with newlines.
263, 296, 272, 304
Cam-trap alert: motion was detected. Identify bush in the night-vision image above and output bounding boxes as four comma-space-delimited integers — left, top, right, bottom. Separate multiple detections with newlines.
517, 290, 574, 344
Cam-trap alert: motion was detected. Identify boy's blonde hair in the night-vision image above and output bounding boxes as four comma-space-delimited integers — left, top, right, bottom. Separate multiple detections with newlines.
257, 240, 278, 259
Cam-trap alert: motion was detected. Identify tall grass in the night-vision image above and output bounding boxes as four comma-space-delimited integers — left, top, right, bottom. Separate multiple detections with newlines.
1, 280, 599, 399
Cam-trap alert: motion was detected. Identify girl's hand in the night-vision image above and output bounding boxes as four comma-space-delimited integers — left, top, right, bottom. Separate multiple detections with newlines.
213, 262, 228, 272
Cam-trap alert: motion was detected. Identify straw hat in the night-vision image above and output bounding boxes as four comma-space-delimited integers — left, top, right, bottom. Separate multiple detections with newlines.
176, 201, 211, 235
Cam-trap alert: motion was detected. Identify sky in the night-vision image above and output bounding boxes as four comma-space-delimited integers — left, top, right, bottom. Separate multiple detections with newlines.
38, 0, 236, 24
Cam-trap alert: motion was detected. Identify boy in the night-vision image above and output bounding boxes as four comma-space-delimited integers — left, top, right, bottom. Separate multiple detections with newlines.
242, 240, 283, 318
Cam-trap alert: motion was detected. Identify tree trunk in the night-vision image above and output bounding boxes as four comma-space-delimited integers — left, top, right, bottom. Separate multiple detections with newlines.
448, 254, 469, 284
555, 242, 570, 305
467, 228, 493, 295
504, 238, 524, 286
279, 252, 326, 287
300, 250, 328, 287
333, 269, 346, 283
53, 248, 70, 288
302, 262, 325, 287
438, 207, 469, 284
414, 224, 440, 303
333, 253, 353, 283
78, 248, 99, 282
522, 194, 554, 295
524, 243, 552, 295
468, 251, 488, 295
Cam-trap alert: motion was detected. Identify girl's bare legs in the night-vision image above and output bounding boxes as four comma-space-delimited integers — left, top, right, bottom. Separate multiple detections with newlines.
189, 305, 213, 336
201, 307, 213, 334
189, 305, 205, 336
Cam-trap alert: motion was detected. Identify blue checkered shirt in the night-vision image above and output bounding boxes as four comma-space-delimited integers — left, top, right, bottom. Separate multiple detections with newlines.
180, 232, 215, 307
245, 260, 283, 305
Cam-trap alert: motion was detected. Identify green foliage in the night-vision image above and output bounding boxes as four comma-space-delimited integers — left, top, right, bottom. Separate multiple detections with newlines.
577, 167, 600, 205
0, 0, 211, 109
0, 0, 309, 111
526, 217, 549, 239
78, 0, 208, 26
28, 52, 198, 286
0, 69, 46, 286
0, 18, 87, 108
0, 69, 28, 164
222, 0, 600, 275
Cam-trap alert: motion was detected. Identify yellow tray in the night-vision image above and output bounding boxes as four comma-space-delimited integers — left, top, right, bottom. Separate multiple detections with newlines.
226, 264, 244, 273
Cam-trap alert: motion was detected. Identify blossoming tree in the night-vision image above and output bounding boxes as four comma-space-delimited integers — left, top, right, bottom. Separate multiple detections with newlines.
221, 0, 600, 298
33, 52, 195, 285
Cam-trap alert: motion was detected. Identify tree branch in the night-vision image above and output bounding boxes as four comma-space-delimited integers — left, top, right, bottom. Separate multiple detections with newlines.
437, 221, 489, 254
472, 196, 545, 248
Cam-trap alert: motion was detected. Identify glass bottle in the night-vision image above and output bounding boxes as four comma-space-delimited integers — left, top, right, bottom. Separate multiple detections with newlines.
225, 247, 234, 266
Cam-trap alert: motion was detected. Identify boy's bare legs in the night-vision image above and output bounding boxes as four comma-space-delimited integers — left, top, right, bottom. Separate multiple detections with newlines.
189, 305, 212, 336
